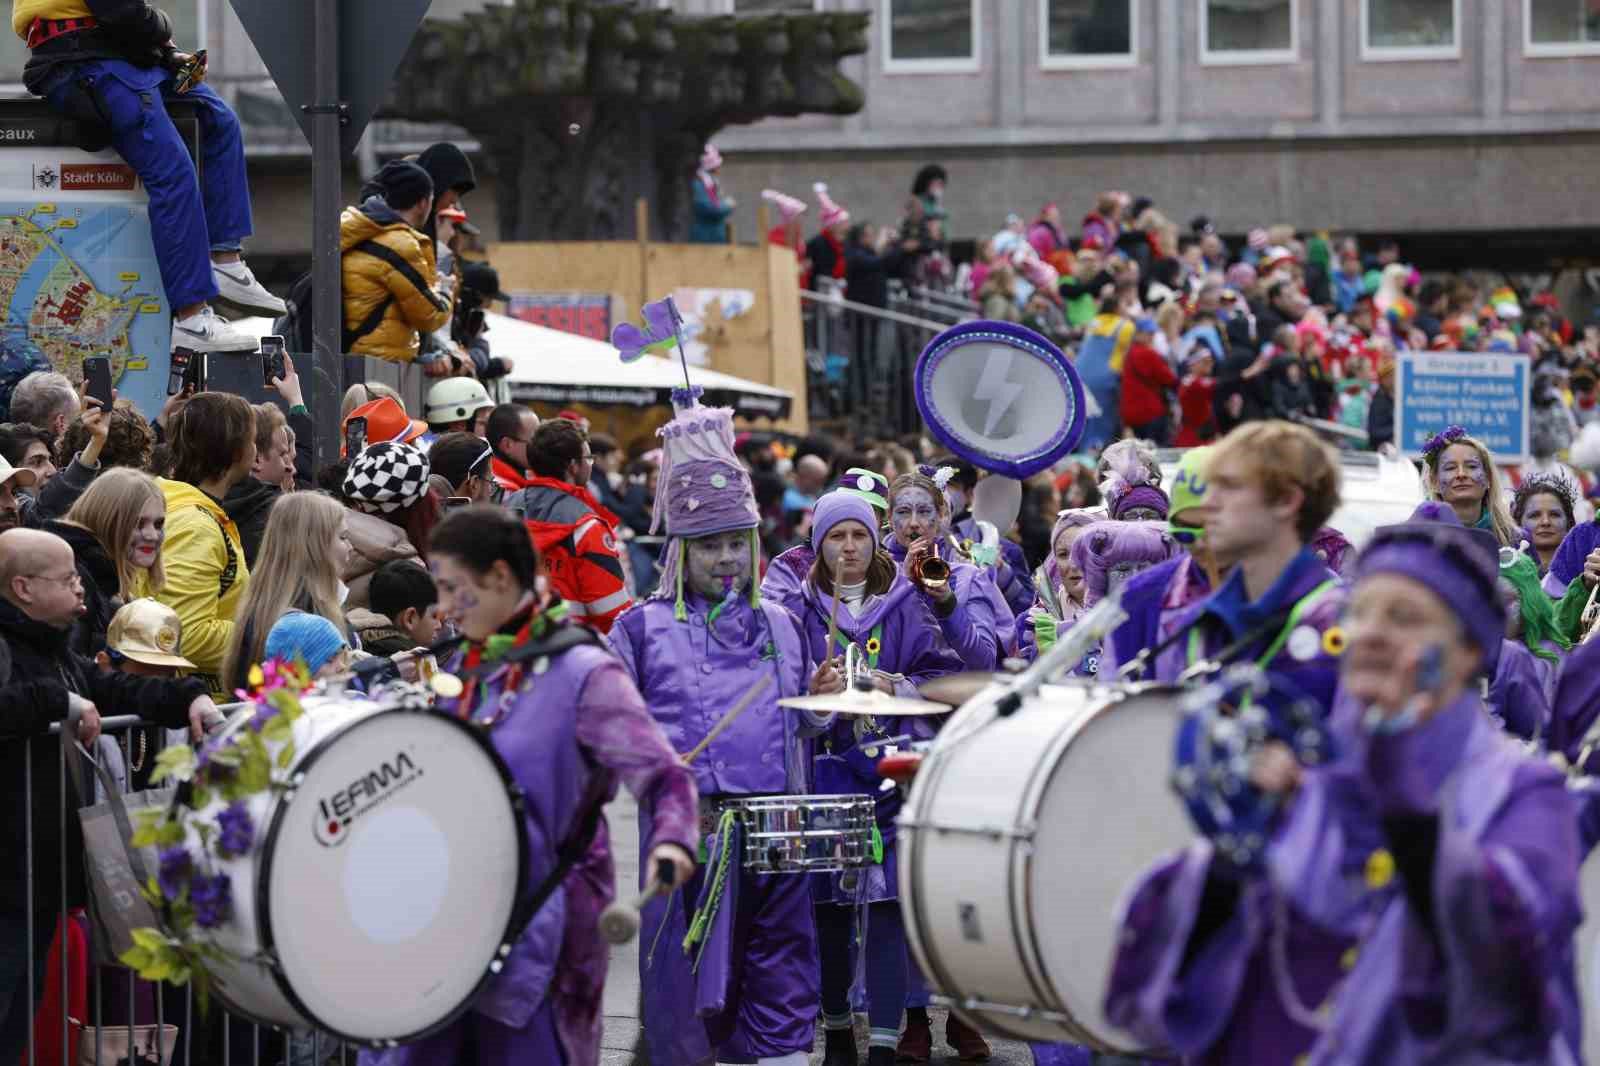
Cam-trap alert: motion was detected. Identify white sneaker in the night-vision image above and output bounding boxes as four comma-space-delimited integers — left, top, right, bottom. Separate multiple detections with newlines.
172, 306, 259, 353
212, 260, 287, 318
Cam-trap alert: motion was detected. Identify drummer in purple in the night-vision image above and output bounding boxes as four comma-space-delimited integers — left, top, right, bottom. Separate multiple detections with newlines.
364, 505, 699, 1066
1105, 520, 1582, 1063
799, 490, 964, 1066
1149, 421, 1347, 715
608, 398, 826, 1066
763, 467, 888, 616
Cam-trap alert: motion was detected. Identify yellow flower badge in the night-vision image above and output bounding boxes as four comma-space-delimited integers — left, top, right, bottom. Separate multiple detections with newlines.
864, 637, 882, 657
1322, 626, 1347, 657
1364, 847, 1395, 890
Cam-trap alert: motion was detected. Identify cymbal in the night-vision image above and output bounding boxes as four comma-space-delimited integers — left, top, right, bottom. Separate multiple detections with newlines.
777, 689, 951, 717
918, 672, 1002, 707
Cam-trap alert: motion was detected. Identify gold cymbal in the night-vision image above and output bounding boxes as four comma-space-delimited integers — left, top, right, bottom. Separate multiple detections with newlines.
777, 689, 951, 717
918, 672, 1002, 707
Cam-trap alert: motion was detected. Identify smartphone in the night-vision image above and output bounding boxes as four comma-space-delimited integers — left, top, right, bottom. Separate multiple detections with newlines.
344, 416, 368, 458
260, 335, 286, 388
444, 496, 473, 510
167, 349, 191, 396
81, 355, 112, 409
181, 350, 208, 393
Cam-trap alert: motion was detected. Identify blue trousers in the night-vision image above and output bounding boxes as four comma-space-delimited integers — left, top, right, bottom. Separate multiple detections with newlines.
43, 60, 254, 310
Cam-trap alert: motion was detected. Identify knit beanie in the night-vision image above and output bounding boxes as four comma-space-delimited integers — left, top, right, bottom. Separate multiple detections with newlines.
811, 491, 880, 554
372, 160, 434, 212
264, 612, 349, 676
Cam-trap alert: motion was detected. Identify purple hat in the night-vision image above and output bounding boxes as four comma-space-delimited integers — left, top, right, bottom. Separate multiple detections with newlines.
1042, 507, 1106, 594
1311, 526, 1353, 576
1353, 522, 1503, 660
1409, 500, 1462, 524
833, 467, 889, 511
653, 389, 760, 539
1111, 484, 1170, 521
811, 491, 880, 555
1070, 520, 1181, 606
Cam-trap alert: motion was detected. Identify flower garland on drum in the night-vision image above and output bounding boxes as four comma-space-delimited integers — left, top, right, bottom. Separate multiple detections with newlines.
118, 657, 313, 1009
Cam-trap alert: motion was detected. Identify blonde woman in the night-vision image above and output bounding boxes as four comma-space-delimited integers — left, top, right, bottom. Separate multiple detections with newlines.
49, 467, 168, 656
1422, 426, 1520, 547
221, 492, 354, 691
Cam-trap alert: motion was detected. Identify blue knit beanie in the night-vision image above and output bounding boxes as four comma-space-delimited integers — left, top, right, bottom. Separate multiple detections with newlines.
264, 612, 348, 676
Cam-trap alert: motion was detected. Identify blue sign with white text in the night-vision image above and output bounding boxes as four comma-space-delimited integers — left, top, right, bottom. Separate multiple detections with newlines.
1396, 351, 1529, 463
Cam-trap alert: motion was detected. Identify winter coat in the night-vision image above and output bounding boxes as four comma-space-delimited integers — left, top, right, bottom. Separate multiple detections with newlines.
40, 519, 122, 658
1176, 375, 1217, 446
341, 507, 422, 612
340, 196, 452, 364
345, 607, 413, 658
689, 175, 732, 244
154, 479, 249, 697
220, 476, 279, 569
1120, 342, 1178, 429
0, 597, 206, 915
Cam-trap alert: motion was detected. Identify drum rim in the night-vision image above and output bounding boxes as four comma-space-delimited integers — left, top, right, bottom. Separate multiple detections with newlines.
249, 704, 532, 1047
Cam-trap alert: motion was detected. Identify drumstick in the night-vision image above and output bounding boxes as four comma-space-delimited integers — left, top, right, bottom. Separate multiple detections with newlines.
598, 858, 676, 944
680, 674, 774, 766
827, 583, 841, 663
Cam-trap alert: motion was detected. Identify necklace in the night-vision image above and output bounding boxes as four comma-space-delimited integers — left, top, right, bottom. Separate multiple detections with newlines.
129, 729, 147, 773
453, 603, 566, 730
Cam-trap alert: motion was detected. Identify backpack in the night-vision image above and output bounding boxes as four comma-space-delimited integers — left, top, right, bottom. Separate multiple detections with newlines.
273, 239, 413, 355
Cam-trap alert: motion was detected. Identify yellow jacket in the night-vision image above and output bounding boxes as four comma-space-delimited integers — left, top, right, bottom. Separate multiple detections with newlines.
340, 200, 452, 364
155, 478, 249, 698
12, 0, 92, 40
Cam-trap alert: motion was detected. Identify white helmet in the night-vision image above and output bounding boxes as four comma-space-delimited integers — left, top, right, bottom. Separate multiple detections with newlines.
424, 378, 493, 426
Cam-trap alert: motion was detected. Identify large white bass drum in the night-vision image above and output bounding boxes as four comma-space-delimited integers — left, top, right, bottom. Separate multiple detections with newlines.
191, 690, 527, 1045
899, 679, 1190, 1052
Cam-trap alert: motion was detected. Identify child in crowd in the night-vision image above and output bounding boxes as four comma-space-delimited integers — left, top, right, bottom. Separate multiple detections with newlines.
264, 612, 353, 681
348, 560, 441, 657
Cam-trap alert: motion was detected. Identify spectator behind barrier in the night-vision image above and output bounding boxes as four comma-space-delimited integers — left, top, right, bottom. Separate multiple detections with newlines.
17, 4, 285, 353
339, 441, 437, 609
6, 371, 77, 440
487, 402, 538, 494
429, 431, 496, 502
154, 392, 255, 697
352, 559, 441, 658
222, 491, 353, 694
52, 466, 168, 657
2, 400, 112, 529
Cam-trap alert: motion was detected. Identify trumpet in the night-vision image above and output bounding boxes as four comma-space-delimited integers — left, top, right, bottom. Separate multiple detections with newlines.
910, 553, 951, 596
1582, 581, 1600, 645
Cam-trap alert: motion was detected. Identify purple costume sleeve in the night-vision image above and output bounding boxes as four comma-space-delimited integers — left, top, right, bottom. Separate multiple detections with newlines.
576, 660, 699, 858
1546, 637, 1600, 768
888, 592, 965, 705
1548, 522, 1600, 591
936, 566, 1001, 670
1487, 639, 1552, 742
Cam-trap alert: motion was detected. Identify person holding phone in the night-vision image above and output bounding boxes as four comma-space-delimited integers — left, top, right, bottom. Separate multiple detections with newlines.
1105, 520, 1582, 1064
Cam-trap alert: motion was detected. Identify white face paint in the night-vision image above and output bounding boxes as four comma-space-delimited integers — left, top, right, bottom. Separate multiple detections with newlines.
890, 486, 943, 547
685, 530, 752, 601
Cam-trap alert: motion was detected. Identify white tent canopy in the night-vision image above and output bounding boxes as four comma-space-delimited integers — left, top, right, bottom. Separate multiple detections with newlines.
488, 312, 792, 419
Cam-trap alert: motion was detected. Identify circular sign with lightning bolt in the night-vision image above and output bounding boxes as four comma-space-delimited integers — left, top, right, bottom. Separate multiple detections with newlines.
913, 320, 1087, 479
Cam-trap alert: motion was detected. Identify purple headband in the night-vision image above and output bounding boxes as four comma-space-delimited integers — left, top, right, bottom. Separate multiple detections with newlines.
1354, 522, 1503, 660
1112, 484, 1170, 521
811, 491, 881, 555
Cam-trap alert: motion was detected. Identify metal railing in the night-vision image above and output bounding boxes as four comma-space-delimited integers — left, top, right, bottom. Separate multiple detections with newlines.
801, 282, 953, 438
16, 712, 353, 1066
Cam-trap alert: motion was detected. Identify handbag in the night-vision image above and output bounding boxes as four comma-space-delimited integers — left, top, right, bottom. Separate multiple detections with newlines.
63, 704, 175, 964
69, 1018, 178, 1066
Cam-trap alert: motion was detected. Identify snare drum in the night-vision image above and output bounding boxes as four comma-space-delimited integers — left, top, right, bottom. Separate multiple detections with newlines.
720, 794, 876, 874
899, 680, 1189, 1052
192, 690, 527, 1045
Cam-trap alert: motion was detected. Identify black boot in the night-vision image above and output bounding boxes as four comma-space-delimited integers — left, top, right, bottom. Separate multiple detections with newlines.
867, 1046, 898, 1066
822, 1026, 859, 1066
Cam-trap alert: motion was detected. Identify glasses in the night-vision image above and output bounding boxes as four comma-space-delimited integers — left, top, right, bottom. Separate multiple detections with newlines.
27, 570, 83, 588
1168, 523, 1205, 545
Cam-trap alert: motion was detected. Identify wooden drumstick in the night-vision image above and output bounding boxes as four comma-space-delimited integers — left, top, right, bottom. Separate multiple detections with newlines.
680, 674, 774, 766
598, 858, 676, 944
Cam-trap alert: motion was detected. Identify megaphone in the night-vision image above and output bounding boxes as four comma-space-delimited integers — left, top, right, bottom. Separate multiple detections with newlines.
913, 320, 1086, 480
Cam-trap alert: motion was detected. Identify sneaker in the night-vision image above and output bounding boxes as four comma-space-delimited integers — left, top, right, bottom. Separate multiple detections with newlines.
171, 306, 260, 353
212, 260, 287, 318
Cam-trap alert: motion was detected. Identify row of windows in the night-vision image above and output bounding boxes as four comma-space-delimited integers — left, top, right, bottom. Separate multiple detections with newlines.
731, 0, 1600, 71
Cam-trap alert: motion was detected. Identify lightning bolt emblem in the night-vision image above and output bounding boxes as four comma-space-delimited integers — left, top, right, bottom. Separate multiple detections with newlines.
973, 351, 1024, 437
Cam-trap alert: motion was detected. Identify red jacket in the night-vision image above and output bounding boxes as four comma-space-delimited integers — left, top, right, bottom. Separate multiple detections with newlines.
1119, 342, 1178, 428
1176, 375, 1217, 446
505, 475, 632, 633
491, 455, 532, 494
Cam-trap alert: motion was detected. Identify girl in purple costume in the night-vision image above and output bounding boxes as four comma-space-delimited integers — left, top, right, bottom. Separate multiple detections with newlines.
798, 491, 963, 1066
1015, 507, 1103, 662
1060, 520, 1181, 677
880, 469, 1012, 668
762, 469, 889, 618
1105, 521, 1581, 1064
364, 506, 699, 1066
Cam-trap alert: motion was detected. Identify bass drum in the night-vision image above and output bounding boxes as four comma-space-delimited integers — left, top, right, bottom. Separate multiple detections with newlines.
899, 680, 1189, 1052
1577, 799, 1600, 1061
194, 691, 527, 1045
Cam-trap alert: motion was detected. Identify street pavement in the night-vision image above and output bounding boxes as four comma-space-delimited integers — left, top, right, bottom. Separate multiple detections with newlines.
600, 794, 1036, 1065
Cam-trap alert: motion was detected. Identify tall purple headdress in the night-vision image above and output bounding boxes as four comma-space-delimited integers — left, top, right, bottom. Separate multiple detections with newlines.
1071, 520, 1181, 606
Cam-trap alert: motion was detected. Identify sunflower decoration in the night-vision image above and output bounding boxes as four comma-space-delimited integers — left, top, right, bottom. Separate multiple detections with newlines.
1321, 626, 1347, 657
864, 636, 882, 658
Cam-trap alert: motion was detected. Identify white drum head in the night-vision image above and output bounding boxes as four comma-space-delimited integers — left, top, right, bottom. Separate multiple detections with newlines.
261, 710, 522, 1041
1579, 845, 1600, 1060
1029, 687, 1191, 1052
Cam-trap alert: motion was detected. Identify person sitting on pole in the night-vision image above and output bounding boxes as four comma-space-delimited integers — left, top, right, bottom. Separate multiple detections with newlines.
15, 0, 285, 352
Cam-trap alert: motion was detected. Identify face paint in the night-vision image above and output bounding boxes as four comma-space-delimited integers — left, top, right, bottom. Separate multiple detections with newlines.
821, 521, 873, 584
890, 486, 943, 546
685, 531, 752, 601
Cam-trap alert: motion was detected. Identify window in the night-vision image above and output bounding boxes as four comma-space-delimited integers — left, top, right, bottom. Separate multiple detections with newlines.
1525, 0, 1600, 56
0, 0, 201, 84
1041, 0, 1136, 69
730, 0, 819, 11
883, 0, 980, 73
1199, 0, 1297, 65
1361, 0, 1459, 60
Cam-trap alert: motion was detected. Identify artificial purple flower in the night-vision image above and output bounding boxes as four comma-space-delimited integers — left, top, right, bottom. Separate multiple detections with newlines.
216, 801, 255, 858
190, 874, 233, 929
611, 297, 683, 363
157, 846, 192, 902
1423, 424, 1467, 460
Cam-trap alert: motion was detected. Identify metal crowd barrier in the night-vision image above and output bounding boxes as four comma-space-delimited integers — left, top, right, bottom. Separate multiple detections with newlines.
800, 285, 949, 437
18, 711, 356, 1066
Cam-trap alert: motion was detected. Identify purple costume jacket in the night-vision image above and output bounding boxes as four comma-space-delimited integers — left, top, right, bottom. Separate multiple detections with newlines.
1152, 549, 1347, 717
1543, 522, 1600, 598
1488, 639, 1556, 743
364, 632, 698, 1066
761, 544, 814, 619
609, 593, 825, 1066
954, 513, 1034, 618
798, 574, 964, 903
883, 531, 1012, 669
1106, 692, 1581, 1064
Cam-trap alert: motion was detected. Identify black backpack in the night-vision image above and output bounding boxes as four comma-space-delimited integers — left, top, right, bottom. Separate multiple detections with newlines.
274, 239, 412, 354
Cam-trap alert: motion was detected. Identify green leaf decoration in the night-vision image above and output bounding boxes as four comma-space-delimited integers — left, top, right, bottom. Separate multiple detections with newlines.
149, 744, 196, 784
275, 740, 296, 770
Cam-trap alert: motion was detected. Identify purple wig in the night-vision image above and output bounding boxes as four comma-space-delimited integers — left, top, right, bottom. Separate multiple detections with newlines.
1070, 520, 1182, 606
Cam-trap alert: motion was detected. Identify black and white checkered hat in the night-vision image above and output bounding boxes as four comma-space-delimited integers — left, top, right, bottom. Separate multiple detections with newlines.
343, 441, 431, 514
